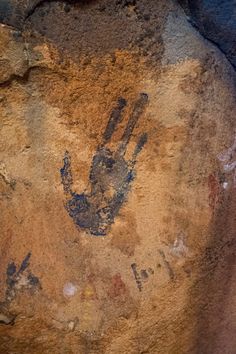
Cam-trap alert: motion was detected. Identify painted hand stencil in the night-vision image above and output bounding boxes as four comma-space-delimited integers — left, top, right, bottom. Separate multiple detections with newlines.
0, 253, 40, 324
60, 93, 148, 236
218, 136, 236, 188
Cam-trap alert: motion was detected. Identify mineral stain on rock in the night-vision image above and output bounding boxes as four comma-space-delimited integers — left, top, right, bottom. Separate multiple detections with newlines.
60, 93, 148, 236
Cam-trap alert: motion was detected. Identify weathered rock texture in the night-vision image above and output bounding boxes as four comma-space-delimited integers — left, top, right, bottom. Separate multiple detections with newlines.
0, 1, 236, 353
179, 0, 236, 69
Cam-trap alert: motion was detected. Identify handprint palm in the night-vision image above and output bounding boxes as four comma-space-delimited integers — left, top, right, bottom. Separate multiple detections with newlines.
60, 93, 148, 236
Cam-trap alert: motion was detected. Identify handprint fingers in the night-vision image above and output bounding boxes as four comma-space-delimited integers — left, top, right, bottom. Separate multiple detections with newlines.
132, 132, 148, 162
118, 93, 148, 156
60, 151, 74, 196
102, 97, 127, 145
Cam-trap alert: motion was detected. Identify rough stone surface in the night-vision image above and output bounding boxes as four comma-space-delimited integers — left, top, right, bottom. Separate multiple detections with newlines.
179, 0, 236, 69
0, 1, 236, 353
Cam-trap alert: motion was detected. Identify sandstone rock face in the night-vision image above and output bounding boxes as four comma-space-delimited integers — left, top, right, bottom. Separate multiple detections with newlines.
0, 1, 236, 353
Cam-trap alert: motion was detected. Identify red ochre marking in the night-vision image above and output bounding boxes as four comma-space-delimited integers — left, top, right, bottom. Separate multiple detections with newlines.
108, 273, 126, 298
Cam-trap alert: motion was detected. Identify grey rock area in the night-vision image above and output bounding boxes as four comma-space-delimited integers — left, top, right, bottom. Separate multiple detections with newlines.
179, 0, 236, 69
162, 10, 211, 65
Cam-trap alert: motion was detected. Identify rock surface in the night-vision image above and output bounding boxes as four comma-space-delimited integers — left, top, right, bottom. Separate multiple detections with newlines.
179, 0, 236, 69
0, 1, 236, 353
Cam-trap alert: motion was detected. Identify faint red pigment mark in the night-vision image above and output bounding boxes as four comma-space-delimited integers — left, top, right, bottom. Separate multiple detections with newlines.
208, 174, 220, 210
107, 273, 126, 298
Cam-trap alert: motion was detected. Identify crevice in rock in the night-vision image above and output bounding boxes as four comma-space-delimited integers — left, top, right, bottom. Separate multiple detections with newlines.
178, 1, 236, 72
0, 311, 16, 326
0, 163, 16, 189
0, 65, 62, 88
0, 68, 35, 87
24, 0, 45, 22
186, 17, 236, 72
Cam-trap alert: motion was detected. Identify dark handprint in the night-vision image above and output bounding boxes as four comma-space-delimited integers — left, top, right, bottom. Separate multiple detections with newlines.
60, 93, 148, 236
0, 253, 40, 325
